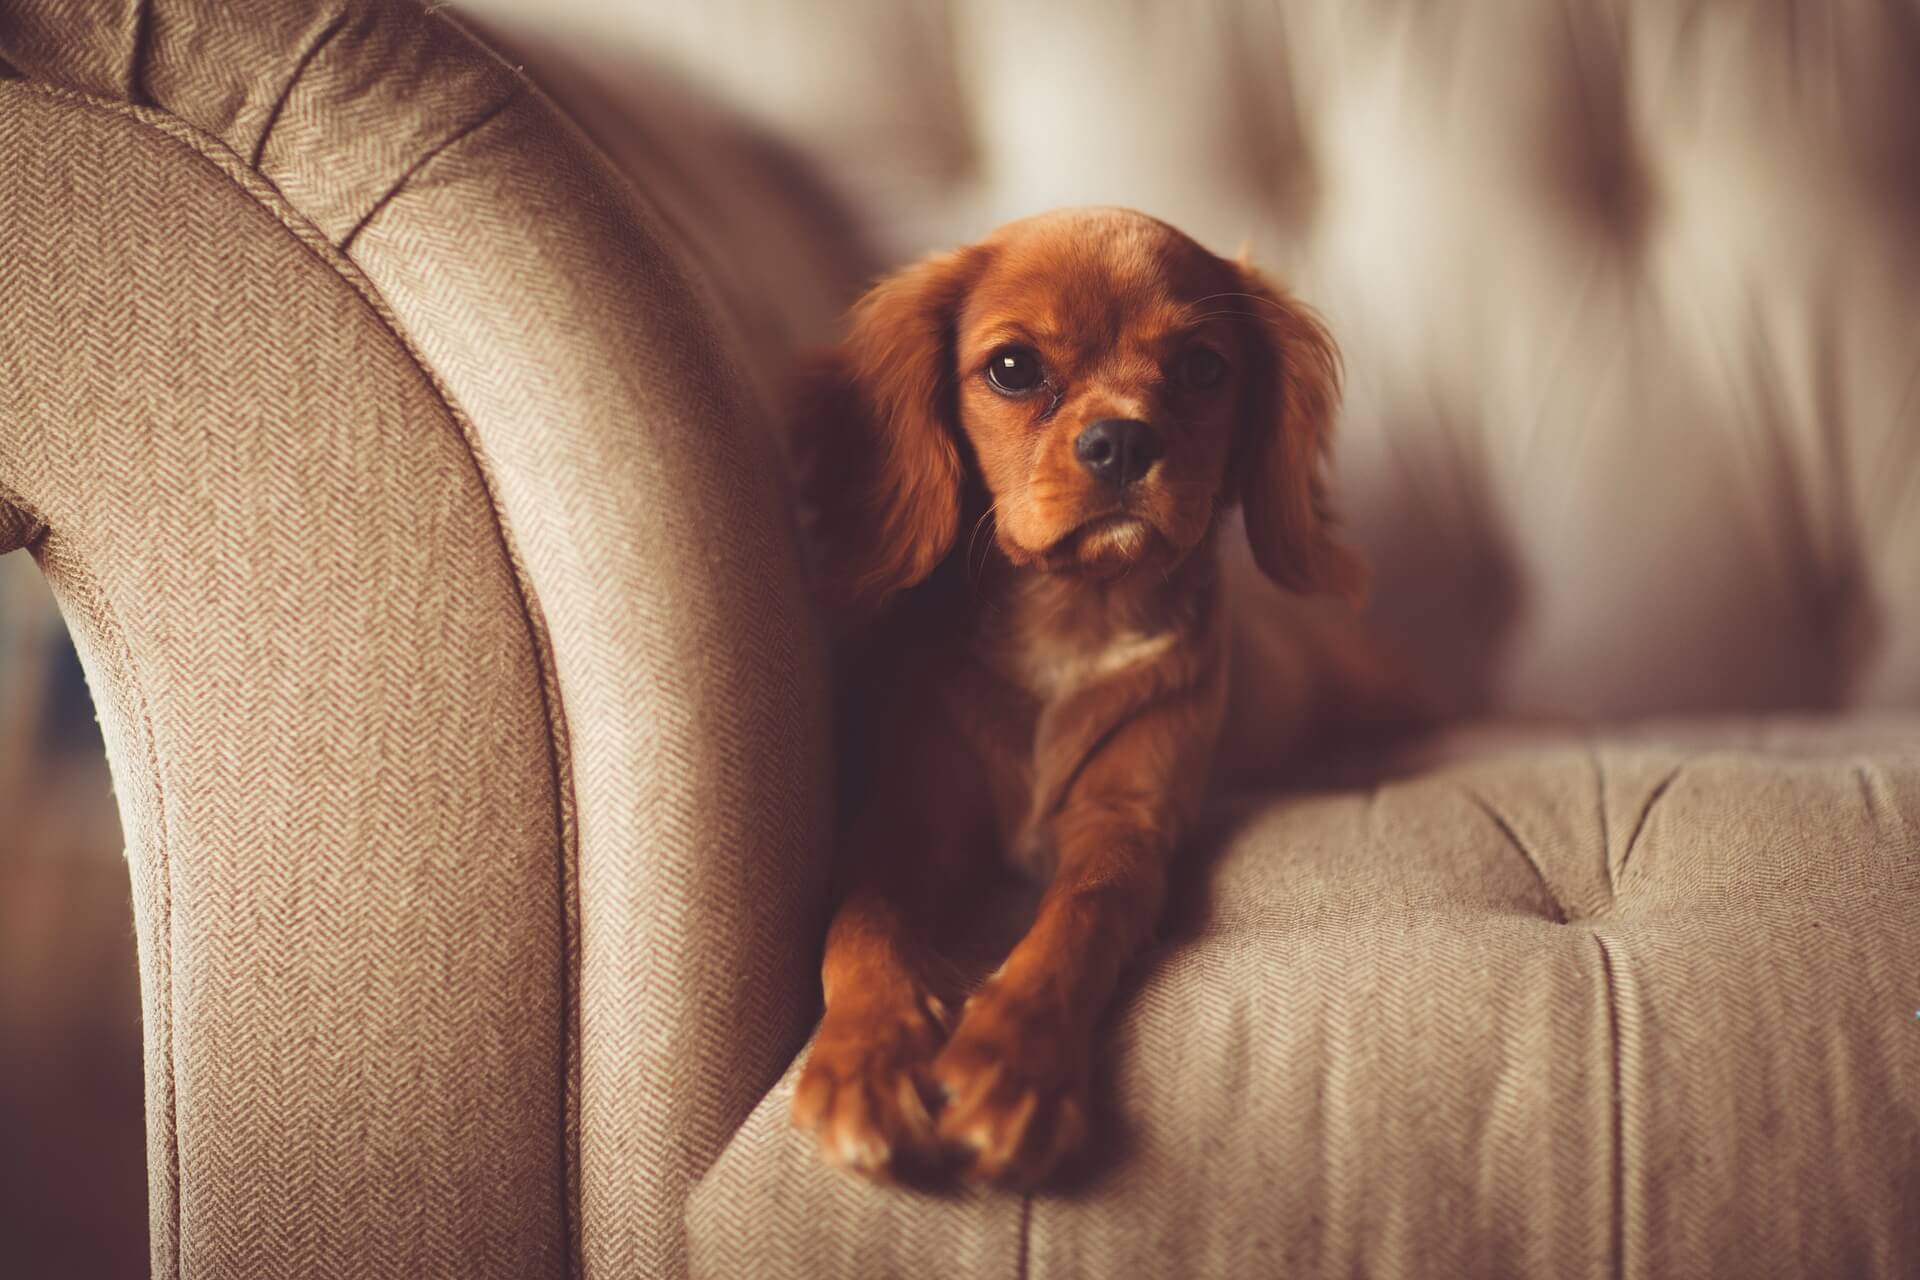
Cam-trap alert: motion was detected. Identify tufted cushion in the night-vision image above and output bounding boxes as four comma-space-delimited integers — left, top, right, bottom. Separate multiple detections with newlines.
689, 719, 1920, 1278
476, 0, 1920, 719
451, 5, 1920, 1275
1, 1, 832, 1275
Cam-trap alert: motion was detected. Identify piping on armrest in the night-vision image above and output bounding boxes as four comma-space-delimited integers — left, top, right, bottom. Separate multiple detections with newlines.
0, 489, 48, 554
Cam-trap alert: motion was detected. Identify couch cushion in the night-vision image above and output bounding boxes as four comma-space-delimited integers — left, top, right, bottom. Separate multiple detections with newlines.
689, 717, 1920, 1279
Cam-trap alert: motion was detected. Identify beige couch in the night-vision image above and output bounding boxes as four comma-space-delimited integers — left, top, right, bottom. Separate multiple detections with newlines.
2, 2, 1915, 1277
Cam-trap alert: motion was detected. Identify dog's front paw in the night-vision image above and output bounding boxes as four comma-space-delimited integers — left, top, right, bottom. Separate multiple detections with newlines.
792, 992, 950, 1181
931, 982, 1089, 1188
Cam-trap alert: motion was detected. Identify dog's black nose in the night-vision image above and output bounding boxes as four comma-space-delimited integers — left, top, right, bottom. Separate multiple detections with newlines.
1074, 419, 1162, 488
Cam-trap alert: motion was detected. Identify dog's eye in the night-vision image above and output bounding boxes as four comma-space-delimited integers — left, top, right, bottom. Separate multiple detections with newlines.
1177, 347, 1228, 392
986, 345, 1045, 395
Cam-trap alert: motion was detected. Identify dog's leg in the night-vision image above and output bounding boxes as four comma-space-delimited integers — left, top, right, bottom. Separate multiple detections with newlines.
792, 752, 994, 1181
791, 875, 950, 1178
931, 666, 1221, 1187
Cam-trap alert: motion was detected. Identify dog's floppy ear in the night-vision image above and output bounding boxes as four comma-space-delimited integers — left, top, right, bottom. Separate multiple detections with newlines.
793, 245, 990, 612
1230, 266, 1369, 603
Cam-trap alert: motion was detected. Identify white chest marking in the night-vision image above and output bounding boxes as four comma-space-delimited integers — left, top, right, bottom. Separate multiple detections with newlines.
1021, 628, 1176, 700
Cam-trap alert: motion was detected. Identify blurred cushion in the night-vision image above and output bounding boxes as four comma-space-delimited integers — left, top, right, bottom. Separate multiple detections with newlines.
478, 0, 1920, 720
689, 716, 1920, 1279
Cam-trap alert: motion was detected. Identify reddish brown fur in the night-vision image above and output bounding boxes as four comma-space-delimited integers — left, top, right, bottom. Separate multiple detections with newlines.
790, 208, 1380, 1188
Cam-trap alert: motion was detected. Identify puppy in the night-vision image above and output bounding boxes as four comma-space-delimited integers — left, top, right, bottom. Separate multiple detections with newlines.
790, 207, 1397, 1188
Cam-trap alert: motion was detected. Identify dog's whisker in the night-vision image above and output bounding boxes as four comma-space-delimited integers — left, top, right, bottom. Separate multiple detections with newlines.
967, 502, 1001, 591
1185, 310, 1273, 327
1186, 290, 1292, 315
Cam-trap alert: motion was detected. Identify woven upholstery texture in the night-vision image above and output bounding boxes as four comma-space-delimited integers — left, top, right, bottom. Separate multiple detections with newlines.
341, 75, 833, 1280
691, 719, 1920, 1279
0, 79, 567, 1277
8, 2, 1920, 1278
1, 1, 831, 1277
481, 6, 1920, 1275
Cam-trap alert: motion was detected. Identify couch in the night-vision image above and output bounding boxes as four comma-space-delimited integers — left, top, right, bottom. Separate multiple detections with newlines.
1, 1, 1914, 1276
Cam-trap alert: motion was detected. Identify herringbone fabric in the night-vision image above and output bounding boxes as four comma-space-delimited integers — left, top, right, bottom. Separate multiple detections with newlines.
0, 2, 831, 1277
11, 2, 1920, 1278
690, 718, 1920, 1279
341, 66, 832, 1280
0, 77, 567, 1276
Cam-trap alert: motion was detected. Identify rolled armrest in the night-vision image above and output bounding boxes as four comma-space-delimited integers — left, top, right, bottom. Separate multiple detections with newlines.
0, 3, 831, 1276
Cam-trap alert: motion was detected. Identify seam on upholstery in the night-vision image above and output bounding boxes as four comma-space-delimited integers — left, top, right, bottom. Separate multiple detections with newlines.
127, 0, 155, 106
1015, 1193, 1032, 1280
18, 79, 584, 1277
1588, 736, 1612, 896
1853, 762, 1879, 835
1853, 761, 1886, 839
338, 85, 523, 253
0, 481, 51, 549
249, 12, 348, 169
1618, 762, 1685, 883
1592, 932, 1627, 1280
1461, 786, 1568, 923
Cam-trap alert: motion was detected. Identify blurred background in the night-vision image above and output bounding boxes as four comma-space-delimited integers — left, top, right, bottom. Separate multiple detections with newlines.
7, 0, 1919, 1272
0, 558, 145, 1278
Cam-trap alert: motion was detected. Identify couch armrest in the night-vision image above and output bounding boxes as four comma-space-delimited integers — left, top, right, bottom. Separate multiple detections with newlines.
0, 3, 831, 1277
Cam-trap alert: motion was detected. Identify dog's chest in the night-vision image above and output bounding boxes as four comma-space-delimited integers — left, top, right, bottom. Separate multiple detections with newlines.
1014, 624, 1175, 702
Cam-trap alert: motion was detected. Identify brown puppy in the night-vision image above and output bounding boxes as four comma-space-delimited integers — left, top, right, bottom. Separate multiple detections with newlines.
790, 207, 1389, 1189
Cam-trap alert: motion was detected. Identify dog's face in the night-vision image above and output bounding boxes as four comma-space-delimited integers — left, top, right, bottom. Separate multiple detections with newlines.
797, 207, 1364, 609
954, 214, 1248, 577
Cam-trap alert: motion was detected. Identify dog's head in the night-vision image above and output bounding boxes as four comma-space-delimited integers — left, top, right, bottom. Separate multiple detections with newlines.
797, 207, 1365, 611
